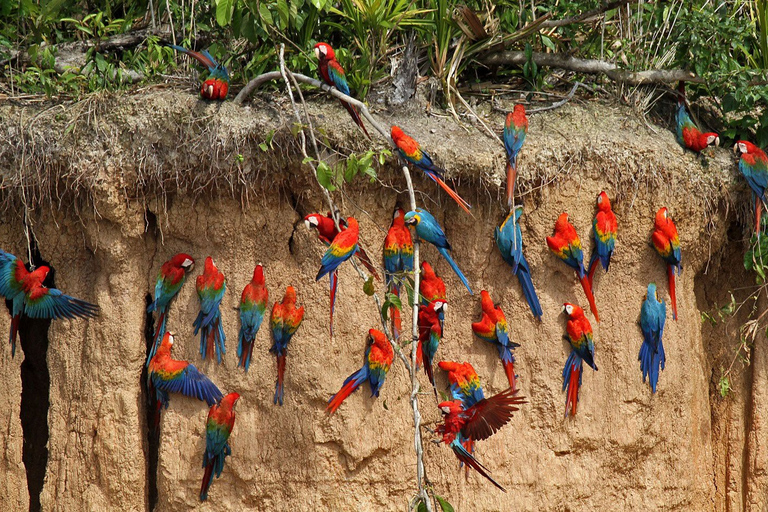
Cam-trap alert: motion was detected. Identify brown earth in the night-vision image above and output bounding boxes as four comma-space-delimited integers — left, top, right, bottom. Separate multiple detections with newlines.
0, 89, 762, 511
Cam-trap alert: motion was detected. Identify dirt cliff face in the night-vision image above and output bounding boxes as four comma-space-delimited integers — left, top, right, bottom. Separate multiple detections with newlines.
0, 91, 758, 511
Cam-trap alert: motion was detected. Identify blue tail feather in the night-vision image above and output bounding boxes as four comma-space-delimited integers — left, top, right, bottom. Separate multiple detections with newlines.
437, 247, 473, 295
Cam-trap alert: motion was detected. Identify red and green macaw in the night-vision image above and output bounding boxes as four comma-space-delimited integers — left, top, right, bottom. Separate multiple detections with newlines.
327, 329, 394, 414
561, 303, 597, 418
391, 126, 472, 215
438, 360, 485, 474
315, 216, 360, 339
147, 253, 195, 365
148, 332, 223, 428
405, 208, 473, 294
270, 286, 304, 406
587, 191, 618, 290
238, 265, 268, 372
313, 42, 370, 138
200, 392, 240, 501
194, 257, 226, 363
0, 249, 99, 357
546, 213, 599, 322
168, 45, 229, 100
305, 212, 380, 280
503, 104, 528, 206
734, 141, 768, 237
436, 387, 525, 491
417, 304, 442, 396
651, 207, 681, 321
383, 207, 414, 339
676, 82, 719, 153
420, 261, 447, 330
471, 290, 520, 391
639, 283, 666, 393
495, 206, 542, 320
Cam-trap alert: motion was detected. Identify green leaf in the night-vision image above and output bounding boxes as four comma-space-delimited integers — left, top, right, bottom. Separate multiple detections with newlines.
363, 276, 375, 296
276, 0, 290, 28
344, 156, 359, 182
216, 0, 235, 27
436, 495, 455, 512
385, 292, 402, 311
258, 2, 274, 26
416, 500, 428, 512
382, 399, 388, 410
316, 162, 336, 191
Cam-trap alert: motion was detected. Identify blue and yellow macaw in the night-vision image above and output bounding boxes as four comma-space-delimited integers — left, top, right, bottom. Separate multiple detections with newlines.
495, 206, 542, 320
639, 283, 666, 393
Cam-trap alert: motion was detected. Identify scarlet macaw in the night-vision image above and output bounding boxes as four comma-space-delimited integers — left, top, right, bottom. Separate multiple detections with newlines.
471, 290, 520, 391
734, 140, 768, 238
676, 82, 719, 153
147, 253, 195, 364
420, 261, 447, 330
194, 257, 226, 363
200, 392, 240, 501
587, 191, 618, 290
168, 45, 229, 100
383, 207, 414, 339
270, 286, 304, 405
237, 265, 268, 372
651, 207, 681, 320
304, 212, 380, 279
417, 304, 442, 396
503, 104, 528, 206
561, 303, 597, 417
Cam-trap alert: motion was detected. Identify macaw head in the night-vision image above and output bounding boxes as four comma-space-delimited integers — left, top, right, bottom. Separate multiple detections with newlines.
203, 256, 217, 274
283, 286, 297, 305
655, 207, 669, 226
390, 125, 405, 143
513, 103, 526, 117
562, 302, 584, 319
596, 191, 611, 211
438, 400, 463, 416
313, 42, 335, 61
701, 133, 719, 148
403, 209, 422, 227
646, 283, 658, 301
391, 207, 406, 226
554, 212, 570, 231
158, 331, 176, 355
304, 213, 323, 231
221, 392, 241, 410
170, 253, 195, 272
367, 328, 389, 350
734, 140, 759, 156
253, 265, 265, 284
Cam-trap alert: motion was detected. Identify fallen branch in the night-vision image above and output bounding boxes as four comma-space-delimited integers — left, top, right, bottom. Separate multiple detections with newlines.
483, 50, 702, 85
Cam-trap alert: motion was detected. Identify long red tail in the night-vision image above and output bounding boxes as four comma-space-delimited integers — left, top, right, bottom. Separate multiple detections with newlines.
10, 314, 20, 358
565, 363, 582, 417
391, 287, 402, 340
356, 247, 380, 281
206, 329, 215, 360
239, 341, 255, 370
154, 399, 163, 429
462, 438, 475, 479
579, 275, 600, 322
340, 100, 371, 139
200, 461, 215, 501
503, 360, 517, 392
668, 265, 678, 321
152, 311, 166, 348
506, 161, 517, 207
329, 270, 338, 339
327, 376, 362, 414
587, 256, 598, 291
756, 199, 763, 239
434, 175, 473, 216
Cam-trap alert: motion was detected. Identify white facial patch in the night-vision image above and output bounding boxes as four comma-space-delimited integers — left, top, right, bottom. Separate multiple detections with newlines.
564, 304, 573, 315
440, 406, 451, 414
739, 142, 748, 153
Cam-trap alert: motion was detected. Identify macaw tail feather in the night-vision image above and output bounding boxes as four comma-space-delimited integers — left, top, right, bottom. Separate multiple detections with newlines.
461, 438, 475, 478
506, 161, 517, 207
200, 461, 214, 501
502, 359, 517, 392
431, 174, 473, 216
9, 314, 19, 358
563, 351, 583, 418
587, 252, 599, 291
329, 270, 338, 339
424, 359, 437, 397
677, 81, 686, 105
327, 367, 367, 414
274, 353, 286, 406
438, 248, 474, 295
340, 100, 371, 139
153, 398, 163, 430
451, 441, 506, 492
579, 275, 600, 322
757, 197, 763, 239
390, 286, 402, 340
147, 310, 167, 366
238, 332, 255, 372
639, 338, 666, 393
668, 265, 678, 321
516, 264, 542, 321
356, 246, 380, 281
166, 43, 217, 71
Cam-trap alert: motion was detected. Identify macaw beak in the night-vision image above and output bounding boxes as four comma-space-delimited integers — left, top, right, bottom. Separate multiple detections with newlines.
405, 217, 417, 226
733, 143, 740, 154
314, 47, 322, 59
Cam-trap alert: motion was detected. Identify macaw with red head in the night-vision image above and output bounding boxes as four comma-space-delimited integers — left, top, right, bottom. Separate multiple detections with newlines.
587, 191, 618, 290
304, 212, 380, 280
270, 286, 304, 405
734, 140, 768, 238
147, 253, 195, 364
417, 304, 442, 396
168, 44, 229, 100
238, 265, 268, 372
561, 303, 597, 417
194, 257, 226, 363
200, 392, 240, 501
383, 207, 414, 339
503, 104, 528, 205
651, 207, 682, 320
676, 82, 719, 153
471, 290, 520, 391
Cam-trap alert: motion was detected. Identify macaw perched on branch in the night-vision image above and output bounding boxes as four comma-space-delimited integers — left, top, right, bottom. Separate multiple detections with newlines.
238, 265, 268, 372
313, 42, 370, 138
561, 303, 597, 418
495, 206, 542, 321
0, 250, 99, 357
304, 212, 380, 280
587, 191, 618, 290
651, 207, 682, 321
404, 208, 473, 295
315, 216, 360, 339
417, 304, 442, 396
148, 332, 223, 428
676, 82, 719, 153
391, 126, 473, 215
194, 257, 226, 363
200, 392, 240, 501
503, 104, 528, 206
270, 286, 304, 405
734, 141, 768, 238
167, 44, 229, 100
546, 213, 599, 322
147, 253, 195, 365
436, 387, 525, 491
639, 283, 666, 393
420, 261, 447, 331
327, 329, 394, 414
471, 290, 520, 391
383, 208, 414, 340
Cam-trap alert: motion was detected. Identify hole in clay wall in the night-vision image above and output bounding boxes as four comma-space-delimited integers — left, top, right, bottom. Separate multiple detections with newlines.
141, 293, 159, 511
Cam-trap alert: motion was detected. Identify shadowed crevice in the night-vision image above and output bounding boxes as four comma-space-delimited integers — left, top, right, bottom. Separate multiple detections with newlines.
141, 293, 159, 511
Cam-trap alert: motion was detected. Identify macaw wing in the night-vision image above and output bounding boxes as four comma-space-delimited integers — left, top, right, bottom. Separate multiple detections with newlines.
205, 419, 232, 460
24, 287, 99, 320
741, 159, 768, 198
0, 252, 24, 298
157, 363, 223, 406
199, 285, 226, 316
503, 125, 526, 158
462, 388, 525, 442
328, 60, 351, 96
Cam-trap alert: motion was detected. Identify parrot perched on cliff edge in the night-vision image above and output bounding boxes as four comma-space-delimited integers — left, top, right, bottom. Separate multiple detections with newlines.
383, 208, 414, 339
546, 213, 599, 322
200, 392, 240, 501
147, 253, 195, 365
639, 283, 666, 393
734, 141, 768, 238
327, 329, 394, 414
561, 303, 597, 418
313, 42, 370, 138
194, 257, 227, 363
494, 206, 542, 320
503, 105, 528, 206
391, 126, 472, 215
270, 286, 304, 405
587, 191, 618, 290
676, 82, 719, 153
0, 249, 99, 358
237, 265, 268, 372
651, 207, 682, 321
167, 44, 230, 100
471, 290, 520, 391
404, 208, 473, 295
